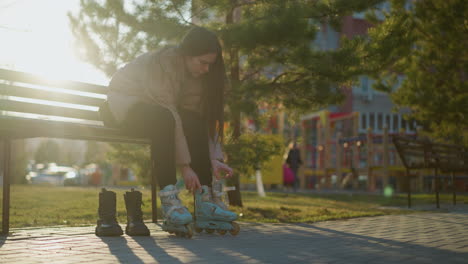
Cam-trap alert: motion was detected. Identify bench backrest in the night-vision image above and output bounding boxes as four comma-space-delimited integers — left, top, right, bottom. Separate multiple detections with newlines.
0, 68, 107, 125
393, 135, 468, 172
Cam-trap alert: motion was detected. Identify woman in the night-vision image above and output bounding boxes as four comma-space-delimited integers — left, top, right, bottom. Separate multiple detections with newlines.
98, 27, 238, 237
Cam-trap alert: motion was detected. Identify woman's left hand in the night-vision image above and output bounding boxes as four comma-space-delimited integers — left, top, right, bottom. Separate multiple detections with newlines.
211, 160, 234, 180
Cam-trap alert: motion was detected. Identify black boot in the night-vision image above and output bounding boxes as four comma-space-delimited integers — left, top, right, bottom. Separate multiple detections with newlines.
124, 188, 150, 236
95, 188, 123, 236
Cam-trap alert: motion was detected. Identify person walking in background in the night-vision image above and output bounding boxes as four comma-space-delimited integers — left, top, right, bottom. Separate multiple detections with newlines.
286, 142, 302, 192
282, 163, 295, 191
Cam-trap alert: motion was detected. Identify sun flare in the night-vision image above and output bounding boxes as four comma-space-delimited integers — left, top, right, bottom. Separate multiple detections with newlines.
0, 0, 108, 85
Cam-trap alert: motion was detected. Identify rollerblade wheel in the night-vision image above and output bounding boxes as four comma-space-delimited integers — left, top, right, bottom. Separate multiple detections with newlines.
217, 230, 227, 235
185, 224, 193, 239
229, 222, 240, 236
205, 228, 215, 234
194, 226, 203, 233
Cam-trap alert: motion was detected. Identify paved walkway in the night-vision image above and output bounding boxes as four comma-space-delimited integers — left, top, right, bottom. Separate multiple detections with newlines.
1, 212, 467, 264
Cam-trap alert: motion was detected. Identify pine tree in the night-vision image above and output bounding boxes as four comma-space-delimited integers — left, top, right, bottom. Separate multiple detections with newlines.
69, 0, 384, 205
346, 0, 468, 145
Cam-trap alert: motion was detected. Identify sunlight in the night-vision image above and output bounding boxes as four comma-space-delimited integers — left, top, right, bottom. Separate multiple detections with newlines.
0, 0, 109, 121
8, 96, 98, 111
1, 79, 106, 99
0, 0, 108, 85
2, 110, 102, 124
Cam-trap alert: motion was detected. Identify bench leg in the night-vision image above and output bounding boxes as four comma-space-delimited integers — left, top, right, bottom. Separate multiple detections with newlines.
151, 158, 158, 223
406, 168, 411, 208
452, 172, 456, 205
435, 168, 440, 209
1, 138, 11, 235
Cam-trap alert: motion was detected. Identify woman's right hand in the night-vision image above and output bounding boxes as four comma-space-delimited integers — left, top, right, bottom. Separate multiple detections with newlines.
181, 165, 201, 193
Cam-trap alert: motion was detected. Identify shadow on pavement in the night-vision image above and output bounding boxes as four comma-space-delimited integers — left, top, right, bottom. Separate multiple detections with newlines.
409, 213, 468, 226
156, 232, 267, 263
279, 223, 468, 263
2, 215, 467, 264
132, 235, 183, 263
0, 235, 5, 248
99, 236, 146, 264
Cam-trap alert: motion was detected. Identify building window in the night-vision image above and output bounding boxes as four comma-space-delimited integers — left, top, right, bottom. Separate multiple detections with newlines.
401, 117, 407, 131
361, 113, 367, 130
409, 120, 415, 131
361, 76, 368, 92
393, 114, 399, 132
389, 151, 395, 165
377, 113, 383, 131
369, 113, 375, 131
385, 115, 391, 130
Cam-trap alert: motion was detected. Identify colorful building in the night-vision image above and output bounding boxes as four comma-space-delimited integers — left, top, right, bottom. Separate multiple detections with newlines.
300, 109, 417, 191
298, 12, 420, 191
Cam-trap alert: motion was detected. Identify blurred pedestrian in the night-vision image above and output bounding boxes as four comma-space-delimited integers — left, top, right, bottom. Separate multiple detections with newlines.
282, 163, 295, 191
286, 142, 302, 192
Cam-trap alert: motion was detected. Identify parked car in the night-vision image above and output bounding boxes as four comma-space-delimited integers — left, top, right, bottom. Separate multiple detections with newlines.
26, 164, 80, 186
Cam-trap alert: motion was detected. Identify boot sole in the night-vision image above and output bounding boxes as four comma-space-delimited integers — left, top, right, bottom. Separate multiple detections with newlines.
95, 226, 124, 237
125, 223, 150, 236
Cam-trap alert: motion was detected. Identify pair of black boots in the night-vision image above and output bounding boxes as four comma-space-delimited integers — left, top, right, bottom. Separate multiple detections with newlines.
95, 188, 150, 236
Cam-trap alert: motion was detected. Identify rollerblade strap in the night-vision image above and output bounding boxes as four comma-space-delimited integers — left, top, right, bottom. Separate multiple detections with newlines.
159, 189, 180, 197
165, 205, 186, 218
213, 186, 236, 197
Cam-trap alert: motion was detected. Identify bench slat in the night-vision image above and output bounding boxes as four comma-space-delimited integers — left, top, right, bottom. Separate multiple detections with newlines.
0, 83, 104, 107
395, 136, 465, 152
0, 116, 149, 145
0, 99, 100, 121
0, 68, 108, 95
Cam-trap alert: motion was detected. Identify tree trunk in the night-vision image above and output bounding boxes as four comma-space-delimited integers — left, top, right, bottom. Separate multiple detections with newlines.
226, 2, 244, 207
255, 169, 266, 197
227, 181, 243, 207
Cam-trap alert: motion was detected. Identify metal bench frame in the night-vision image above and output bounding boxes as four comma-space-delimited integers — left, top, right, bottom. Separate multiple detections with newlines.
0, 69, 159, 235
393, 135, 468, 208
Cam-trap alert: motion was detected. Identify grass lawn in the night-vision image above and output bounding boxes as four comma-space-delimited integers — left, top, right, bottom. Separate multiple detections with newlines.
2, 185, 467, 228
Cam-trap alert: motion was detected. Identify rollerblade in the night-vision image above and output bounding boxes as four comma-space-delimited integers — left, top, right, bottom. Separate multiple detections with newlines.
124, 188, 150, 236
194, 185, 240, 236
95, 188, 123, 236
212, 178, 236, 210
159, 184, 193, 238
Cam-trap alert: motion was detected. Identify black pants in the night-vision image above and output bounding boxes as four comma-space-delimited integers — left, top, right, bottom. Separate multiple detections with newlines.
291, 167, 299, 191
120, 103, 212, 189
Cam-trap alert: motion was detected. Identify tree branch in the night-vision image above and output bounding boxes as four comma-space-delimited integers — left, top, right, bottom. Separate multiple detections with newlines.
241, 69, 262, 82
169, 0, 195, 26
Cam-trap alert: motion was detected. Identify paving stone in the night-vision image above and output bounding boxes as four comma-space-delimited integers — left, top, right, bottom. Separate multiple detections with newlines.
1, 212, 468, 263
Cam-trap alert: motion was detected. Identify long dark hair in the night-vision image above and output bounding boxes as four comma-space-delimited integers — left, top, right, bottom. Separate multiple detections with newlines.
178, 27, 226, 142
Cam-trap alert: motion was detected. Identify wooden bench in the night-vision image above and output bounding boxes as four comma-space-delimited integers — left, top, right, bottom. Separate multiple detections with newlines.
393, 135, 468, 208
0, 68, 159, 235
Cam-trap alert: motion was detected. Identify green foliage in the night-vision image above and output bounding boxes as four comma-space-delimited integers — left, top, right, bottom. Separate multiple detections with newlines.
69, 0, 384, 114
105, 134, 284, 185
68, 0, 190, 76
107, 143, 151, 185
34, 140, 61, 165
347, 0, 468, 145
82, 141, 113, 168
83, 141, 102, 165
12, 153, 28, 184
68, 0, 387, 200
224, 133, 284, 178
